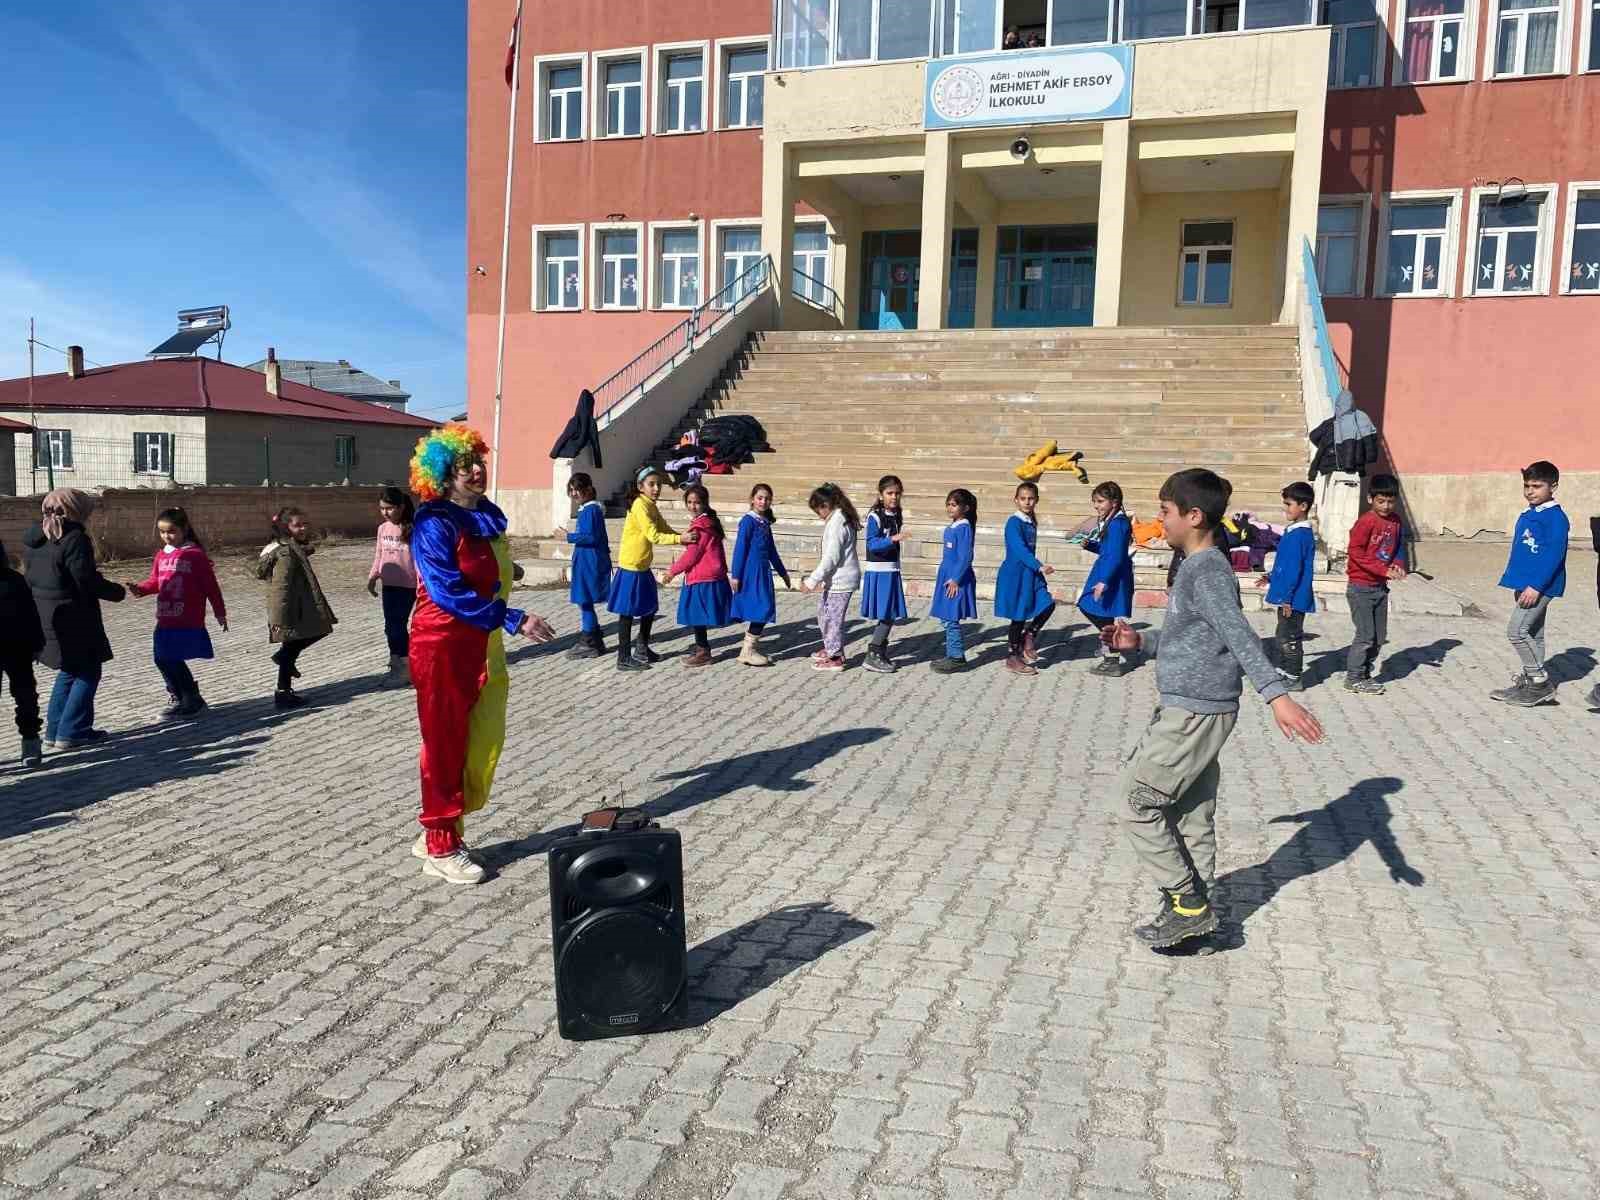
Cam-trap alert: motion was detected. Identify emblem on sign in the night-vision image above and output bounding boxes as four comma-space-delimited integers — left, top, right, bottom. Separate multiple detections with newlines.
930, 66, 985, 121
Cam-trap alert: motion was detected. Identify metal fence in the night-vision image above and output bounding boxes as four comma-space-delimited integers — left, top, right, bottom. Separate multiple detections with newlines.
8, 430, 372, 497
592, 256, 773, 424
12, 433, 209, 497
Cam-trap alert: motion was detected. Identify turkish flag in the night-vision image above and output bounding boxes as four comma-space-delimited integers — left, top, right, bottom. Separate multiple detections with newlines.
503, 1, 523, 87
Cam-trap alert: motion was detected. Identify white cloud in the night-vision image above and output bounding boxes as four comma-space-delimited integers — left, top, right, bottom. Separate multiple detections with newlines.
0, 261, 152, 379
117, 9, 462, 336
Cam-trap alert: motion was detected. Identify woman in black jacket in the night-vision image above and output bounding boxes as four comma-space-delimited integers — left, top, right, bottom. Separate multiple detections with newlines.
22, 488, 125, 748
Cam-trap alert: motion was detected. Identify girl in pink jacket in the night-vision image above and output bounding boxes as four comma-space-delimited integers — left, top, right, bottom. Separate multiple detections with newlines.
124, 507, 227, 717
661, 484, 731, 667
367, 487, 418, 688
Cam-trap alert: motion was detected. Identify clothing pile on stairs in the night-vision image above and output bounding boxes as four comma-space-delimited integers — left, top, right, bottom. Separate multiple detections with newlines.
1014, 440, 1088, 484
660, 415, 770, 486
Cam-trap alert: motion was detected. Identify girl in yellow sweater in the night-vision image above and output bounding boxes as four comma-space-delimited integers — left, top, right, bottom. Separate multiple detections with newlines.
607, 467, 697, 671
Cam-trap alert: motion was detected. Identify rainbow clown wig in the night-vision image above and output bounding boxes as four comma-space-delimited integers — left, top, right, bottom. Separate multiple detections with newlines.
410, 424, 490, 502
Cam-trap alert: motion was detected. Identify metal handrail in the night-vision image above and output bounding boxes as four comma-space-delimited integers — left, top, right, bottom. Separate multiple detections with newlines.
592, 255, 773, 424
1301, 236, 1343, 405
791, 267, 843, 314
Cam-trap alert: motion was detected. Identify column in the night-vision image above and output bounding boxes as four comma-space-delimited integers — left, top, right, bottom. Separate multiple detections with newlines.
761, 140, 796, 319
1280, 111, 1323, 323
1094, 120, 1132, 328
918, 131, 956, 330
975, 223, 999, 328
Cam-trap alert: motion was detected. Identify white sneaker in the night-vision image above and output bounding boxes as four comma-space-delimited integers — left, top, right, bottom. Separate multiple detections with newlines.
423, 848, 486, 885
414, 830, 478, 861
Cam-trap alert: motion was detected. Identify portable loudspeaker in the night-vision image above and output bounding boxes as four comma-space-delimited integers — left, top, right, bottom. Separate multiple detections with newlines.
549, 807, 687, 1041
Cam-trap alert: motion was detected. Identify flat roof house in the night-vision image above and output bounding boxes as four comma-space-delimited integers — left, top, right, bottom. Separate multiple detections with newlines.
0, 346, 436, 496
243, 358, 413, 412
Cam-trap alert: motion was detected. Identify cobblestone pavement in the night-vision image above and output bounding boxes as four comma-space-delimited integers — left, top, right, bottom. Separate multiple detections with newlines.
3, 543, 1598, 1200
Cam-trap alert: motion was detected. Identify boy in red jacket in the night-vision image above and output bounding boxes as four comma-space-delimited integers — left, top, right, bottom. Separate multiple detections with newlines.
1344, 474, 1407, 696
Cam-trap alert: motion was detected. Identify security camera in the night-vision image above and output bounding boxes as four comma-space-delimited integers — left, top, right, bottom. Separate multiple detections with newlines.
1009, 136, 1032, 162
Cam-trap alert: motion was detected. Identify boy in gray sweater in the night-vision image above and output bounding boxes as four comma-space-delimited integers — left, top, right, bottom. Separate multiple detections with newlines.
1102, 469, 1325, 950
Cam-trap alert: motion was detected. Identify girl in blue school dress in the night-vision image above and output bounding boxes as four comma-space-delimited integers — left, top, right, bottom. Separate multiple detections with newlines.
728, 482, 790, 667
1077, 480, 1136, 677
562, 472, 611, 659
861, 474, 910, 675
995, 481, 1057, 678
928, 488, 978, 674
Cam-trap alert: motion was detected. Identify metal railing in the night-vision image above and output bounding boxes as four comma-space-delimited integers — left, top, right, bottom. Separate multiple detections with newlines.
593, 256, 773, 424
1300, 236, 1344, 412
791, 267, 843, 316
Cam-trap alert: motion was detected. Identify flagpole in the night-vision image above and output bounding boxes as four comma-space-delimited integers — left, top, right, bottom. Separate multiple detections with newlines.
490, 0, 524, 502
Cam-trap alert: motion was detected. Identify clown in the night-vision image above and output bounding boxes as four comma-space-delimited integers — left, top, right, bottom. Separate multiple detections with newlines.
408, 425, 554, 884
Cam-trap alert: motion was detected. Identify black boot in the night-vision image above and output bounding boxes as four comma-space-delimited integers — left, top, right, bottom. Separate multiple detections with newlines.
1133, 889, 1218, 949
588, 629, 607, 655
568, 630, 601, 659
274, 689, 307, 710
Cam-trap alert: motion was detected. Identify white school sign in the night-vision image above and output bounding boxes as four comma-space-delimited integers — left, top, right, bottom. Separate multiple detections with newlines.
924, 45, 1135, 131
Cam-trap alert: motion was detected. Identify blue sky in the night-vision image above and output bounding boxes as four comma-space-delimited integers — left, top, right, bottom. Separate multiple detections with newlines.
0, 2, 466, 419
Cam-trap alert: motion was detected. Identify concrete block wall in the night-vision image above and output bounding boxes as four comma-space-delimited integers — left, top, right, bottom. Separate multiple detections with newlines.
0, 485, 388, 564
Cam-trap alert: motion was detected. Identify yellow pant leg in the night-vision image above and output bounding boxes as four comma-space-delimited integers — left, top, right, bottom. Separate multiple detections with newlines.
462, 629, 508, 816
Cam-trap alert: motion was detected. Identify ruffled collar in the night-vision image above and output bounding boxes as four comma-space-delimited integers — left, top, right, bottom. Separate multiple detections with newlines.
419, 497, 508, 540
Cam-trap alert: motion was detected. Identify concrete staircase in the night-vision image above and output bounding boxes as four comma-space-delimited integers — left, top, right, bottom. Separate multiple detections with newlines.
525, 327, 1465, 614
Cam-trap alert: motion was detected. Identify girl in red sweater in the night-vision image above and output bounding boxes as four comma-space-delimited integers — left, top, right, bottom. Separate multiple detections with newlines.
661, 484, 731, 667
125, 507, 227, 717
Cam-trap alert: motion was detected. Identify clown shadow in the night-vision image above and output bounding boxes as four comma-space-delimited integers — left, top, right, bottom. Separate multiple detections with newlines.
646, 726, 892, 818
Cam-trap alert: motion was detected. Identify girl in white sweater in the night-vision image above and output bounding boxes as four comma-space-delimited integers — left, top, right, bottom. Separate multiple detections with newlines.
800, 483, 862, 672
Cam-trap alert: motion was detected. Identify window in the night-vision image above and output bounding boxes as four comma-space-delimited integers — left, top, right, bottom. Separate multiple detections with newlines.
539, 59, 584, 141
719, 226, 764, 301
793, 224, 831, 302
1588, 0, 1600, 67
1326, 0, 1382, 85
1379, 195, 1459, 296
598, 228, 641, 308
34, 429, 72, 470
335, 435, 356, 468
655, 226, 701, 307
1316, 202, 1366, 296
535, 227, 583, 311
878, 0, 935, 59
1491, 0, 1562, 74
776, 0, 934, 66
1178, 221, 1234, 306
1563, 187, 1600, 293
1402, 0, 1471, 81
658, 48, 705, 133
1467, 187, 1553, 294
134, 432, 172, 475
596, 53, 643, 137
1123, 0, 1191, 38
722, 44, 767, 127
1054, 0, 1116, 43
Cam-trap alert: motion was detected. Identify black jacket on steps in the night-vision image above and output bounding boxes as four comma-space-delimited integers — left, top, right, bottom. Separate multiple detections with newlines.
550, 389, 603, 468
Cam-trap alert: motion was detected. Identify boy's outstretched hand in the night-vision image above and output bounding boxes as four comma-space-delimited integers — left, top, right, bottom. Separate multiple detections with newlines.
1100, 619, 1141, 654
1269, 695, 1325, 743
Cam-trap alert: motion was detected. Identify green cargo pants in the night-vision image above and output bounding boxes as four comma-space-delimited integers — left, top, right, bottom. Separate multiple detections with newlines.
1118, 706, 1238, 896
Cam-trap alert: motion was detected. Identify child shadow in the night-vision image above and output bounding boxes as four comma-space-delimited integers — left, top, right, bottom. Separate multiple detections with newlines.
1209, 776, 1421, 951
476, 727, 893, 872
1546, 646, 1597, 686
1300, 648, 1350, 689
1377, 637, 1463, 682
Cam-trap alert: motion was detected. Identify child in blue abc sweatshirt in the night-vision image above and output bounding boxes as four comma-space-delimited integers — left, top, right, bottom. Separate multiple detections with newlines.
1254, 481, 1317, 691
1490, 460, 1569, 708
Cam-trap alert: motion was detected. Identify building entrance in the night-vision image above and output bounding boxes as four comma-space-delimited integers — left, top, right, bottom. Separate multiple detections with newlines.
860, 230, 921, 330
994, 225, 1097, 328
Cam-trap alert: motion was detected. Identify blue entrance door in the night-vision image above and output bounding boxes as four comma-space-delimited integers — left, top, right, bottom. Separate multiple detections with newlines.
947, 228, 979, 329
860, 231, 921, 330
994, 225, 1097, 327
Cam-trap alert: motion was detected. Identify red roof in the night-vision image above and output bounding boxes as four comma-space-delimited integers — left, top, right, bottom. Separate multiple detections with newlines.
0, 415, 31, 432
0, 357, 437, 428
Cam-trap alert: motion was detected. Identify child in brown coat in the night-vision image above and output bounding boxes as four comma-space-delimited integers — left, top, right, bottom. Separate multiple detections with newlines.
255, 506, 337, 709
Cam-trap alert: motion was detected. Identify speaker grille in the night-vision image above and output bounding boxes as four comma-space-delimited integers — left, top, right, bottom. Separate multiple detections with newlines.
559, 908, 684, 1032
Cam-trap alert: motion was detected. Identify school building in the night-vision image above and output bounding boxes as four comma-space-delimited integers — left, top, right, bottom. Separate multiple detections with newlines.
466, 0, 1600, 539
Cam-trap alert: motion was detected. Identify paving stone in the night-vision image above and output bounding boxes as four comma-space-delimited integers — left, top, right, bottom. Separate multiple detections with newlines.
2, 551, 1597, 1198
